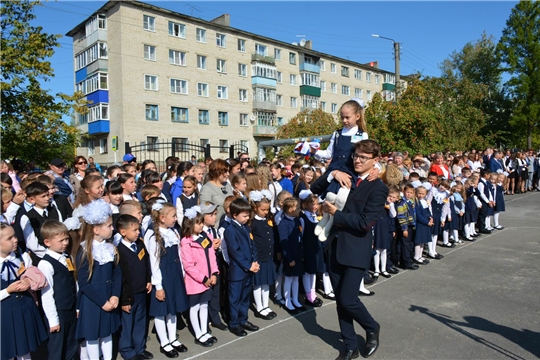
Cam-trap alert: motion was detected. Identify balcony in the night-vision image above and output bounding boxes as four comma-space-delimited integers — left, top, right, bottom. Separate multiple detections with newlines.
300, 85, 321, 97
299, 62, 320, 73
382, 82, 396, 91
87, 90, 109, 105
88, 120, 110, 135
252, 76, 277, 87
253, 100, 276, 112
251, 53, 275, 65
253, 125, 278, 137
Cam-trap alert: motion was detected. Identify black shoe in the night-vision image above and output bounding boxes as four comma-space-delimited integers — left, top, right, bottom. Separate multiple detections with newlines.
229, 326, 247, 337
380, 272, 392, 279
207, 335, 218, 345
363, 277, 375, 285
323, 292, 336, 300
295, 305, 307, 312
305, 297, 323, 307
443, 243, 456, 248
403, 264, 419, 270
387, 267, 399, 275
284, 306, 299, 315
267, 310, 277, 319
413, 259, 428, 265
254, 310, 273, 320
130, 355, 145, 360
139, 350, 154, 359
364, 327, 380, 357
480, 230, 492, 234
241, 321, 259, 331
211, 322, 228, 331
171, 341, 188, 353
159, 346, 179, 358
359, 290, 375, 296
335, 349, 360, 360
194, 335, 213, 347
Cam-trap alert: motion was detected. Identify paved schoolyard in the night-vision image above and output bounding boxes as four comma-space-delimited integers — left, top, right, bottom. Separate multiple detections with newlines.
146, 191, 540, 360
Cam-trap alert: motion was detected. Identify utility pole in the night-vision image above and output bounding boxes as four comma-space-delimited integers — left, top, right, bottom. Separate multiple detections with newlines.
372, 34, 400, 102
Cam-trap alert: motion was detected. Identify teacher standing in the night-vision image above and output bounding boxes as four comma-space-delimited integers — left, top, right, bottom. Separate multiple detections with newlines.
199, 159, 233, 221
311, 140, 387, 360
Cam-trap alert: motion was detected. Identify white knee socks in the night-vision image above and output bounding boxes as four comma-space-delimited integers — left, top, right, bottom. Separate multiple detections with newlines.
494, 212, 500, 227
261, 285, 270, 309
302, 273, 316, 302
253, 286, 263, 312
374, 249, 381, 273
414, 245, 423, 260
322, 272, 333, 295
442, 230, 449, 245
86, 335, 112, 360
380, 249, 387, 273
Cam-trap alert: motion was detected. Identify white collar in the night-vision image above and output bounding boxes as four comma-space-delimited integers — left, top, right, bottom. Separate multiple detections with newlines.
121, 239, 137, 250
284, 214, 296, 221
341, 126, 359, 136
45, 249, 67, 261
183, 193, 196, 199
254, 215, 266, 221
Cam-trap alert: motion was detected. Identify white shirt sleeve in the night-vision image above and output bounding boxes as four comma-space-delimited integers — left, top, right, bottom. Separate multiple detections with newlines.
144, 230, 163, 290
314, 132, 336, 161
477, 181, 490, 203
218, 226, 230, 264
176, 199, 184, 227
20, 215, 47, 258
5, 202, 20, 224
38, 260, 59, 327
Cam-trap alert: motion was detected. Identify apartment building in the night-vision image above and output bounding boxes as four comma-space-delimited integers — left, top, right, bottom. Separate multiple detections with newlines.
67, 0, 397, 164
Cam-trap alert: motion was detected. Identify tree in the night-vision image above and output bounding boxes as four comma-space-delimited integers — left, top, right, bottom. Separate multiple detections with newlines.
275, 108, 340, 158
497, 0, 540, 149
1, 0, 84, 166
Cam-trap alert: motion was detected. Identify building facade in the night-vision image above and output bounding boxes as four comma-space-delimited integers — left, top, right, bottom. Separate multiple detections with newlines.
67, 0, 397, 164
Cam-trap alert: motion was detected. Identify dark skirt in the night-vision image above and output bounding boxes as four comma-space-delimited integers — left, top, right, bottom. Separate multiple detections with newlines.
487, 204, 494, 216
373, 218, 392, 250
149, 244, 189, 317
253, 261, 277, 286
188, 289, 213, 307
414, 223, 431, 244
451, 213, 463, 231
283, 259, 303, 277
495, 188, 505, 212
431, 202, 443, 235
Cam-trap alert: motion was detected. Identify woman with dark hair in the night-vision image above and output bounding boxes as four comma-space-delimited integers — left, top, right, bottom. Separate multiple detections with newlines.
69, 155, 88, 199
199, 159, 233, 220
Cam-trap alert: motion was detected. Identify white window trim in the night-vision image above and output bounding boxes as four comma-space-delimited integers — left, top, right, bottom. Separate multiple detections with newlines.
144, 74, 158, 91
170, 78, 188, 95
143, 15, 155, 32
217, 85, 228, 99
197, 82, 209, 97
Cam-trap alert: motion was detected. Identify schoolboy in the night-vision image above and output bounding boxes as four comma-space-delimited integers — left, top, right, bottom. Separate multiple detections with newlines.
37, 174, 73, 221
216, 195, 236, 324
38, 220, 78, 360
112, 200, 143, 246
16, 182, 51, 257
223, 198, 260, 337
396, 184, 418, 270
115, 214, 153, 360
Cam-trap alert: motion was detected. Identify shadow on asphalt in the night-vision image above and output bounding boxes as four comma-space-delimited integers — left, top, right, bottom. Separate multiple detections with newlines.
410, 305, 540, 359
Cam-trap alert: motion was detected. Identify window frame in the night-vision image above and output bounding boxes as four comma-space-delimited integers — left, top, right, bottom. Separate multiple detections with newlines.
217, 59, 227, 73
198, 109, 210, 125
197, 54, 207, 70
289, 52, 297, 65
197, 82, 209, 97
216, 33, 226, 48
145, 104, 159, 121
217, 85, 228, 99
196, 28, 206, 43
218, 111, 228, 126
170, 78, 188, 95
237, 39, 246, 52
144, 74, 158, 91
144, 44, 156, 61
169, 49, 186, 66
143, 15, 155, 31
168, 21, 186, 39
171, 106, 189, 123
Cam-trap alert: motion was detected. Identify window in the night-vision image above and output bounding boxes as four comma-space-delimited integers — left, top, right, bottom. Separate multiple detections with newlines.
240, 140, 249, 153
277, 117, 284, 126
237, 39, 246, 52
290, 74, 297, 85
331, 83, 337, 93
321, 101, 326, 111
78, 113, 88, 125
143, 15, 155, 31
342, 85, 350, 96
367, 90, 372, 100
198, 110, 209, 124
168, 21, 185, 38
366, 72, 372, 82
255, 43, 267, 56
354, 69, 362, 80
196, 28, 206, 43
240, 114, 248, 126
200, 139, 209, 148
170, 78, 188, 94
239, 89, 248, 102
172, 137, 188, 152
82, 72, 108, 94
276, 71, 282, 83
304, 56, 315, 64
75, 42, 108, 70
216, 33, 226, 47
217, 85, 228, 99
385, 74, 395, 84
146, 104, 158, 120
341, 66, 349, 77
99, 138, 107, 154
197, 83, 208, 97
144, 45, 156, 61
331, 103, 337, 114
171, 107, 188, 123
289, 52, 296, 65
144, 75, 158, 91
276, 94, 282, 106
256, 111, 276, 126
197, 55, 206, 69
375, 75, 380, 84
302, 95, 319, 109
217, 59, 226, 73
238, 63, 247, 77
355, 88, 363, 98
87, 140, 95, 156
87, 103, 109, 122
252, 63, 276, 79
290, 97, 297, 108
301, 73, 320, 87
254, 88, 276, 102
219, 139, 229, 153
85, 14, 106, 36
274, 48, 281, 60
146, 136, 158, 151
218, 111, 228, 126
331, 63, 336, 73
320, 81, 326, 92
169, 50, 186, 66
320, 60, 325, 71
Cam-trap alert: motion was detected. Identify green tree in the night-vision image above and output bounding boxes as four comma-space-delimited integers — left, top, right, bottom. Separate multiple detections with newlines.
275, 108, 340, 158
497, 0, 540, 149
1, 0, 83, 167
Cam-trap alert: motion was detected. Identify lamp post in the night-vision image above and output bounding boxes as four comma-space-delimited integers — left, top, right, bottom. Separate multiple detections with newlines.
372, 34, 400, 102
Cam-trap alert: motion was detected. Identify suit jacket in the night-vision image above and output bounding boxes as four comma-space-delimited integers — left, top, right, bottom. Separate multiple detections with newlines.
53, 175, 73, 199
224, 221, 256, 281
311, 172, 388, 269
488, 158, 503, 173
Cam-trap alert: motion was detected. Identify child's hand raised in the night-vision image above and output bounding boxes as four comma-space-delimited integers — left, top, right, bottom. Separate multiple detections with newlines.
13, 190, 26, 205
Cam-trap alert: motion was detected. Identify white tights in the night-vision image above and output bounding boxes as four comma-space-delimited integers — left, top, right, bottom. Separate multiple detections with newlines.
155, 313, 181, 350
190, 302, 211, 341
374, 248, 387, 273
494, 212, 500, 227
414, 245, 424, 261
302, 273, 316, 302
322, 272, 333, 295
253, 285, 270, 312
283, 276, 302, 309
86, 335, 113, 360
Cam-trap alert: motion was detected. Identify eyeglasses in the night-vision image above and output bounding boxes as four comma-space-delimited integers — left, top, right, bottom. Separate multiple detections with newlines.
220, 186, 228, 194
351, 153, 374, 162
240, 157, 250, 161
77, 161, 87, 165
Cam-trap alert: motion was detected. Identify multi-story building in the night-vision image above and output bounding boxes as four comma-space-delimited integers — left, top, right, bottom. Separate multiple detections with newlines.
67, 0, 398, 164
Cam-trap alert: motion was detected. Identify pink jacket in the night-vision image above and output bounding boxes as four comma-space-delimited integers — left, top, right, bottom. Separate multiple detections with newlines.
180, 235, 219, 295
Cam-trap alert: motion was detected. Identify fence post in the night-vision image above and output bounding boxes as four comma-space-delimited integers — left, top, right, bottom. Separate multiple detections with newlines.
229, 145, 235, 160
171, 141, 176, 158
125, 142, 131, 155
205, 144, 211, 159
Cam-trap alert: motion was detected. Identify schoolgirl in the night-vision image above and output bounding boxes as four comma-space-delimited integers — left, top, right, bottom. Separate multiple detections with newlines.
73, 174, 105, 208
118, 173, 138, 202
175, 175, 199, 228
428, 181, 451, 258
180, 206, 219, 347
1, 222, 48, 360
463, 178, 480, 241
294, 166, 316, 197
231, 173, 248, 200
105, 180, 123, 215
277, 197, 305, 314
75, 200, 121, 360
298, 191, 326, 306
144, 201, 189, 358
450, 183, 466, 244
373, 186, 400, 277
493, 174, 506, 230
413, 186, 433, 265
272, 190, 293, 305
170, 161, 195, 207
249, 190, 278, 319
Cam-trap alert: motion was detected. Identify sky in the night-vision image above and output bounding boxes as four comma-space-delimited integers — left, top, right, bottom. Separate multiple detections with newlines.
31, 0, 518, 97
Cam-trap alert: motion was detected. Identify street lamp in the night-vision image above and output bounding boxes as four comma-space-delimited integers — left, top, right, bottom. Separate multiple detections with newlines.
372, 34, 400, 101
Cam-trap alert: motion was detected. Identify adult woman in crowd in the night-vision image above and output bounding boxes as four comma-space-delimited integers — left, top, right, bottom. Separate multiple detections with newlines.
394, 152, 410, 180
68, 155, 87, 199
470, 153, 483, 172
451, 156, 464, 178
430, 152, 452, 179
199, 159, 233, 220
506, 152, 517, 195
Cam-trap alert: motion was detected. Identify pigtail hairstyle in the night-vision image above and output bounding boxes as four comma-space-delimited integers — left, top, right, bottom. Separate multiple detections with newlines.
74, 175, 104, 207
150, 202, 176, 257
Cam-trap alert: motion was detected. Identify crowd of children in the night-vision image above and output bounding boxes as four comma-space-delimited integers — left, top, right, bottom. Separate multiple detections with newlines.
0, 98, 518, 360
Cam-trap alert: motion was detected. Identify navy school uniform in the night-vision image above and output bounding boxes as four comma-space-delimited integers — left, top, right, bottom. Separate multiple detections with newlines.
223, 221, 257, 328
495, 184, 505, 212
278, 215, 304, 277
464, 187, 478, 224
430, 199, 444, 236
1, 252, 48, 360
117, 239, 152, 360
203, 225, 225, 325
251, 216, 277, 286
75, 241, 122, 341
373, 206, 394, 250
414, 200, 432, 245
487, 183, 496, 216
180, 193, 199, 212
451, 196, 465, 231
300, 211, 326, 274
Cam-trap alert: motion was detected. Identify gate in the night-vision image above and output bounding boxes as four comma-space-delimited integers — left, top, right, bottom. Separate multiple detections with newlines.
125, 141, 208, 172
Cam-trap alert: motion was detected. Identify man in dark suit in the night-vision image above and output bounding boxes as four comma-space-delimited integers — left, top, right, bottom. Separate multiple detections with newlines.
311, 140, 388, 360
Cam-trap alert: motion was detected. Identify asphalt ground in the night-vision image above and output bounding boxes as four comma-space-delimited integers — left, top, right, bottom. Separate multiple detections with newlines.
145, 191, 540, 360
